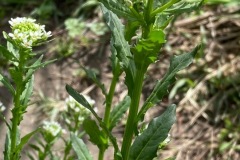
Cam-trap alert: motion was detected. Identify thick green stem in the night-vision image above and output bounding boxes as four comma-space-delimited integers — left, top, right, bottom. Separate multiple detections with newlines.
121, 68, 145, 160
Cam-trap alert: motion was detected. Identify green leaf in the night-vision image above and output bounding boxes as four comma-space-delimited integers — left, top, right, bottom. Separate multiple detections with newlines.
137, 45, 201, 123
6, 40, 19, 60
124, 21, 140, 42
66, 85, 121, 155
24, 57, 56, 84
84, 68, 107, 96
29, 144, 41, 152
109, 96, 130, 130
0, 73, 15, 95
15, 128, 41, 155
101, 4, 136, 96
0, 44, 18, 62
20, 75, 34, 108
4, 129, 11, 160
168, 78, 194, 100
166, 1, 203, 15
110, 42, 122, 77
26, 152, 35, 160
129, 104, 176, 160
71, 133, 93, 160
65, 85, 97, 117
9, 67, 22, 86
99, 0, 136, 20
83, 119, 106, 149
154, 14, 174, 30
132, 29, 165, 69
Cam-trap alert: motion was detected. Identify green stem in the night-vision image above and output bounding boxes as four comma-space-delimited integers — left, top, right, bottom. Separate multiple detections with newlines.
40, 142, 52, 160
142, 0, 153, 39
144, 0, 153, 23
104, 71, 119, 128
10, 59, 24, 159
98, 148, 105, 160
121, 68, 145, 160
129, 7, 146, 27
99, 62, 121, 160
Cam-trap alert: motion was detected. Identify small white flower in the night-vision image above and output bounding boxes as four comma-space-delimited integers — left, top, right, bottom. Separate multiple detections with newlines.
84, 95, 95, 106
0, 102, 6, 112
7, 17, 52, 50
42, 121, 62, 137
65, 94, 94, 124
163, 134, 171, 144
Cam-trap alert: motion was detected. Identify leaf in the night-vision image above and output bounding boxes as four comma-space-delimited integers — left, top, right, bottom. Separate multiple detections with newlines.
0, 73, 15, 95
26, 152, 35, 160
24, 57, 56, 84
109, 96, 130, 130
84, 68, 107, 96
110, 41, 122, 77
99, 0, 136, 20
83, 119, 106, 149
15, 128, 41, 155
137, 45, 201, 123
29, 144, 41, 152
9, 67, 22, 87
154, 14, 174, 30
20, 75, 34, 108
71, 133, 93, 160
65, 85, 97, 117
101, 4, 136, 96
66, 85, 121, 154
4, 129, 11, 160
0, 44, 18, 61
124, 21, 140, 42
168, 78, 194, 100
132, 29, 165, 68
26, 58, 56, 70
6, 40, 19, 59
165, 1, 203, 15
129, 104, 176, 160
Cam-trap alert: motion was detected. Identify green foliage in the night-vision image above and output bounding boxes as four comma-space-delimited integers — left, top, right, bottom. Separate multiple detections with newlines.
66, 0, 202, 159
0, 74, 15, 95
101, 4, 136, 97
15, 128, 41, 156
71, 133, 93, 160
84, 68, 107, 95
99, 0, 136, 20
83, 119, 107, 149
137, 45, 200, 125
109, 96, 131, 130
129, 105, 176, 160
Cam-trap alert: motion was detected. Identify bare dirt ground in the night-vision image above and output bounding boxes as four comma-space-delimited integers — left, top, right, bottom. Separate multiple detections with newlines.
0, 1, 240, 160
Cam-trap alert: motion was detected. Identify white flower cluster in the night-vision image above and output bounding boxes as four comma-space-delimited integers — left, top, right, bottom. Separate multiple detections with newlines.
65, 95, 95, 124
42, 121, 62, 137
0, 101, 6, 112
8, 17, 51, 49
